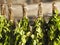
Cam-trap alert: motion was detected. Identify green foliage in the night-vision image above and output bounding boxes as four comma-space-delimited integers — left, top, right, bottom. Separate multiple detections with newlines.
48, 7, 60, 45
0, 15, 8, 39
30, 17, 44, 45
0, 15, 15, 45
1, 7, 60, 45
14, 16, 30, 45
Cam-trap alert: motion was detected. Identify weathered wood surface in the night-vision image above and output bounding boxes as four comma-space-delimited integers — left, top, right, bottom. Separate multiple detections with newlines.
6, 2, 60, 16
0, 2, 60, 20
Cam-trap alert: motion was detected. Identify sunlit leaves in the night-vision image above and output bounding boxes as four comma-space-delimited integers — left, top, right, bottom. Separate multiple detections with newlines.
48, 7, 60, 45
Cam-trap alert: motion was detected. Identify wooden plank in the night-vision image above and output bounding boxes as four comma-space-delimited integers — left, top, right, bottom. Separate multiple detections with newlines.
0, 2, 60, 19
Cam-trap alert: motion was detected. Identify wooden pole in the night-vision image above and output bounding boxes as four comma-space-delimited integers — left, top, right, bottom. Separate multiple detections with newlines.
22, 3, 27, 18
1, 4, 2, 15
38, 2, 43, 17
0, 0, 6, 15
1, 4, 6, 15
8, 4, 14, 22
7, 0, 14, 22
52, 1, 56, 14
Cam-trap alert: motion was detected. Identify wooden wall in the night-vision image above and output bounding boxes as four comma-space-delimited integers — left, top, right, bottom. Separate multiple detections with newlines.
0, 0, 60, 20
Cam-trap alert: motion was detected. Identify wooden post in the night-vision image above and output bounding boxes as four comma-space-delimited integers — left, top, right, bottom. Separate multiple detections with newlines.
8, 4, 14, 22
1, 4, 6, 15
52, 1, 56, 14
0, 0, 5, 15
22, 3, 27, 18
1, 4, 2, 15
7, 0, 14, 22
38, 2, 43, 17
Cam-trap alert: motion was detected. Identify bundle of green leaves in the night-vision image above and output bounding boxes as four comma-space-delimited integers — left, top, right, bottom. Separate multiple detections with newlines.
0, 15, 10, 45
29, 16, 44, 45
0, 15, 16, 45
14, 16, 30, 45
48, 7, 60, 45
